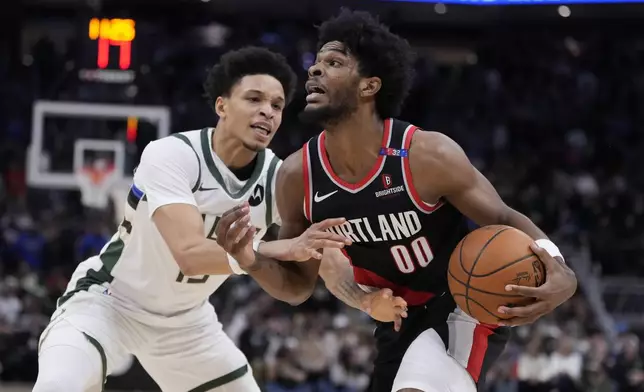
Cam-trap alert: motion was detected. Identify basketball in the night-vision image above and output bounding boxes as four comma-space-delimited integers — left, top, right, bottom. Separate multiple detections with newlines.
447, 225, 546, 325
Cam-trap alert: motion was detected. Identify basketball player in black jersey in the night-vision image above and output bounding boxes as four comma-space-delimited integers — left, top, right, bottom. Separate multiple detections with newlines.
216, 9, 578, 392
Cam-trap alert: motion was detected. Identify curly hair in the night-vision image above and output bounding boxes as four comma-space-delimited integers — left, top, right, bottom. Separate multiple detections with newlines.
317, 9, 415, 119
203, 46, 298, 111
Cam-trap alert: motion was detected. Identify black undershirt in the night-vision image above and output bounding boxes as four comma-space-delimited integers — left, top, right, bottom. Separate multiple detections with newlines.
229, 155, 257, 181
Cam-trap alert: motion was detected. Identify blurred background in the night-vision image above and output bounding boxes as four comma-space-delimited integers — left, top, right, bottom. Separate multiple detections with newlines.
1, 0, 643, 391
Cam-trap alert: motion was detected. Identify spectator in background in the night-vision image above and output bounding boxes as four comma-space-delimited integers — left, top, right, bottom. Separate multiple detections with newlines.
0, 280, 22, 327
9, 216, 45, 271
266, 343, 310, 392
75, 222, 109, 261
517, 335, 549, 392
610, 334, 644, 392
585, 361, 617, 392
543, 334, 583, 392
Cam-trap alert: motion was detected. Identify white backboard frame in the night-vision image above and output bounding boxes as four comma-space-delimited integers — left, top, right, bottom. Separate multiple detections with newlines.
27, 100, 171, 190
73, 139, 126, 177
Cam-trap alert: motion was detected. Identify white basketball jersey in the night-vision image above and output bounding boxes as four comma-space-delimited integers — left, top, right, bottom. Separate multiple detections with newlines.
59, 128, 282, 315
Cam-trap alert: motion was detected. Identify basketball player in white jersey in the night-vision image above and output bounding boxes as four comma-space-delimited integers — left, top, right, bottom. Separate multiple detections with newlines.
33, 47, 351, 392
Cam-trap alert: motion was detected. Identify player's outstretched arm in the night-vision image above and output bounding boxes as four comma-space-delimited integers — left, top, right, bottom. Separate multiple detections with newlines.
138, 138, 233, 276
214, 150, 349, 305
409, 130, 577, 326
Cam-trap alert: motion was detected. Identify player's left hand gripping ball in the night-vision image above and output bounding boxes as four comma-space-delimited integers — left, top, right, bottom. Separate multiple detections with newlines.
215, 202, 257, 268
497, 243, 578, 327
287, 218, 352, 261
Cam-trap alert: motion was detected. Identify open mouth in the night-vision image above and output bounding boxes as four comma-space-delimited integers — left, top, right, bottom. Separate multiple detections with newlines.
306, 81, 326, 95
306, 81, 326, 103
250, 123, 271, 136
306, 80, 326, 103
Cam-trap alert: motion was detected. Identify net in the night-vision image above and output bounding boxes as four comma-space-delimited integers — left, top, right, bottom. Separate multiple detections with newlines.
75, 159, 121, 209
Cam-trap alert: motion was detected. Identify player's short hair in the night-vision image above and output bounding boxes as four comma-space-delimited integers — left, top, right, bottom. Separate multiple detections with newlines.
204, 46, 298, 110
317, 9, 415, 119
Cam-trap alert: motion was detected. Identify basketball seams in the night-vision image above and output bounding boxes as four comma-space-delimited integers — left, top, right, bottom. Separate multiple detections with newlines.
447, 269, 525, 298
452, 294, 512, 322
468, 254, 539, 278
463, 227, 511, 319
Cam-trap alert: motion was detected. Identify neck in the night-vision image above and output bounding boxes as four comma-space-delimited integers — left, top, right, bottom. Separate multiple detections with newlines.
323, 108, 384, 177
212, 122, 257, 169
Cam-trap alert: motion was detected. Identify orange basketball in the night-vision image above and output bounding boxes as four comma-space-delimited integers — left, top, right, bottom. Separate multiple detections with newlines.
447, 225, 546, 325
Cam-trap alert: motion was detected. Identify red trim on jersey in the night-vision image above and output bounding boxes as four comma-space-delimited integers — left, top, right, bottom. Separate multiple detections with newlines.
302, 143, 313, 222
466, 324, 496, 383
319, 118, 392, 191
341, 249, 435, 306
402, 126, 444, 213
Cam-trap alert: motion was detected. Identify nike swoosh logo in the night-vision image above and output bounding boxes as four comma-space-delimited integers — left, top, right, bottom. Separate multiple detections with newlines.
314, 190, 338, 203
198, 186, 219, 191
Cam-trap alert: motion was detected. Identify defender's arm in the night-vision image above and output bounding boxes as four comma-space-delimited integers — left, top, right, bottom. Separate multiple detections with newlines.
138, 138, 233, 276
218, 149, 344, 305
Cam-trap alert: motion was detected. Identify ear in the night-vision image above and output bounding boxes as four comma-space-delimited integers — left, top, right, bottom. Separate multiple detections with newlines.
215, 96, 227, 119
359, 77, 382, 98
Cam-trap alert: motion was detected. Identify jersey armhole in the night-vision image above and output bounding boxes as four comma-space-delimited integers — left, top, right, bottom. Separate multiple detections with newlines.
171, 133, 202, 193
302, 143, 313, 222
264, 155, 281, 228
401, 125, 444, 214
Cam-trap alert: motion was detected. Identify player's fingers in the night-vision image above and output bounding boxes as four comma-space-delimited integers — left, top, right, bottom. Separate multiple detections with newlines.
361, 293, 375, 315
530, 243, 557, 270
393, 315, 402, 332
505, 284, 544, 298
310, 231, 352, 246
216, 205, 250, 239
380, 288, 393, 299
498, 300, 549, 318
232, 225, 257, 252
220, 202, 248, 218
310, 239, 347, 250
236, 225, 256, 249
234, 223, 252, 244
392, 296, 407, 309
313, 218, 347, 230
307, 248, 323, 260
218, 203, 248, 226
224, 215, 251, 246
498, 315, 539, 327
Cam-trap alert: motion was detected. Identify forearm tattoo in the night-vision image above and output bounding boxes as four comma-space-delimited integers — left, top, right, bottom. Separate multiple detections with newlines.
328, 273, 365, 310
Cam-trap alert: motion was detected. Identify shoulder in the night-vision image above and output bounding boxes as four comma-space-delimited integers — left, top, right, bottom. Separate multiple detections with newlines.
262, 148, 283, 169
136, 134, 202, 183
275, 148, 305, 216
142, 133, 198, 161
277, 148, 304, 185
408, 129, 476, 198
409, 129, 466, 168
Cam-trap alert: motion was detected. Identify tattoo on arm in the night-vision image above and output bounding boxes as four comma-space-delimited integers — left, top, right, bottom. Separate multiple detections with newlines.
325, 268, 365, 310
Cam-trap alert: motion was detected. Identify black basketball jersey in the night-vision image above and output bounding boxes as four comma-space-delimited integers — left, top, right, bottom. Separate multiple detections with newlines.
303, 118, 471, 306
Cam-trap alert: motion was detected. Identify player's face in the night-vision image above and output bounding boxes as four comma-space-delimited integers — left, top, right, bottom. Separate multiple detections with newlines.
301, 41, 362, 125
219, 74, 285, 152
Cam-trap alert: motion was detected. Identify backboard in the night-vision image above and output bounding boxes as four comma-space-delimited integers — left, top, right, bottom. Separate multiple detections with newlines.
27, 100, 171, 190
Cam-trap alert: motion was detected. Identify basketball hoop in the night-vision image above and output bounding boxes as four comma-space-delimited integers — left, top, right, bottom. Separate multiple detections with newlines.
75, 159, 120, 209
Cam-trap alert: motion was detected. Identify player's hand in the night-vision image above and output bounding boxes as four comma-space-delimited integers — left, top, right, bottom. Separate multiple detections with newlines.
215, 202, 257, 267
497, 243, 577, 327
286, 218, 352, 261
361, 288, 408, 332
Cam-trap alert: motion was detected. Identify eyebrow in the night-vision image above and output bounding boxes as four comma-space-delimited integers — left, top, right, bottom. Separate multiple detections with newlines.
246, 89, 285, 102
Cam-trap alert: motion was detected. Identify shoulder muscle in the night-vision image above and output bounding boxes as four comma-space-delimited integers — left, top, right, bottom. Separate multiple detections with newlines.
275, 148, 309, 240
408, 130, 476, 200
